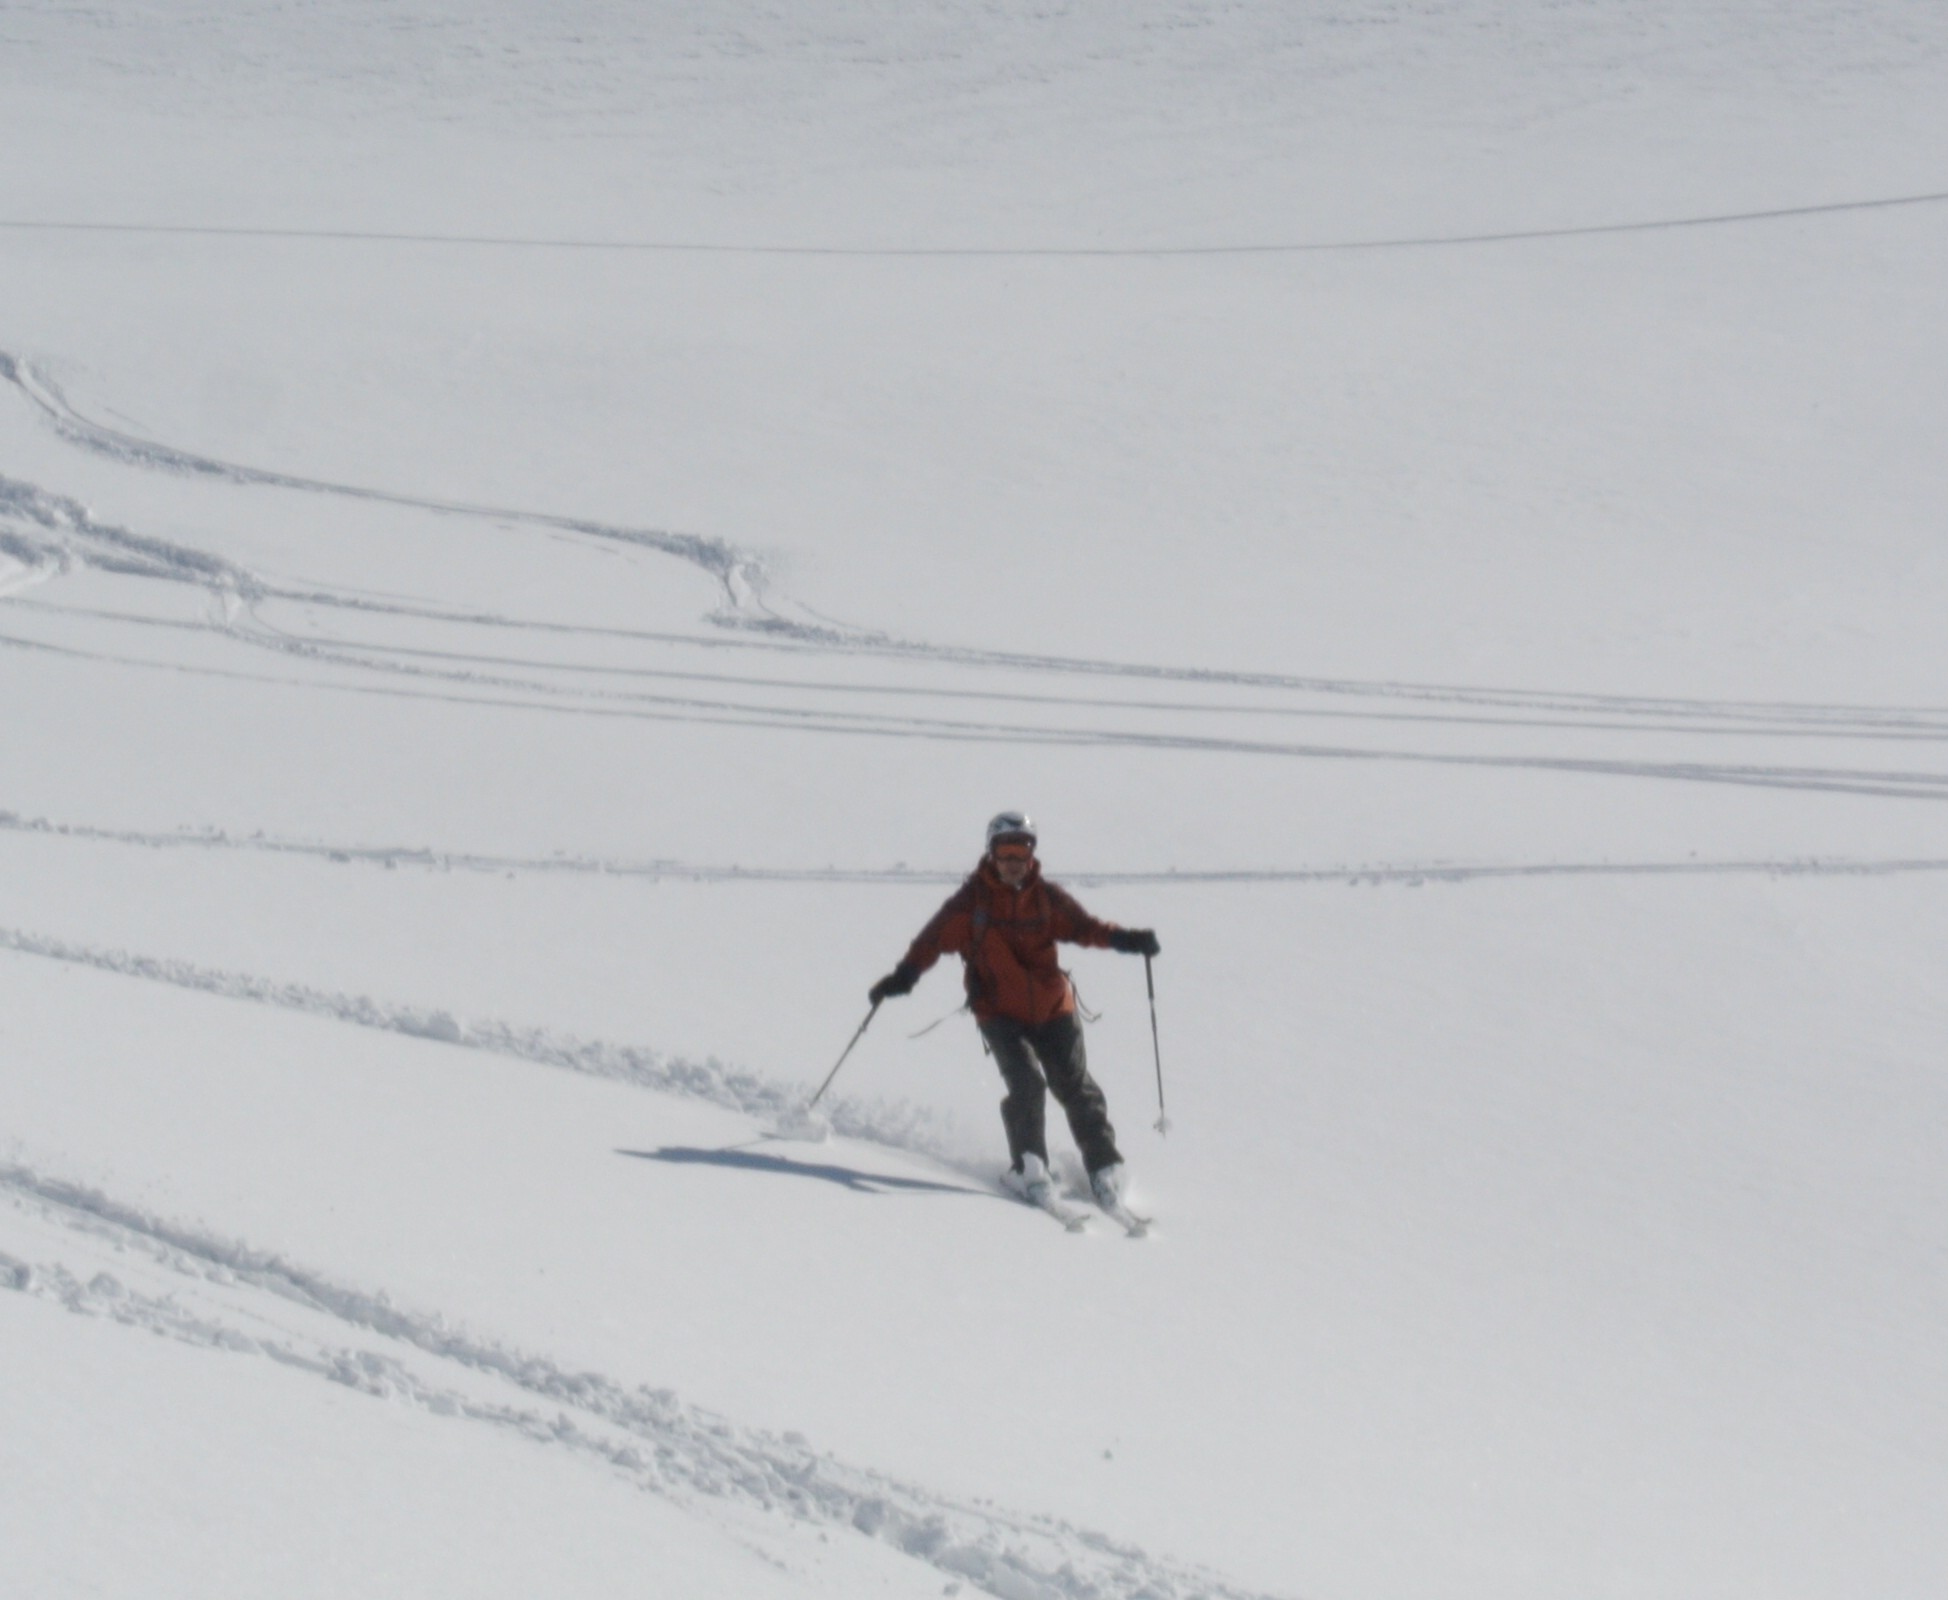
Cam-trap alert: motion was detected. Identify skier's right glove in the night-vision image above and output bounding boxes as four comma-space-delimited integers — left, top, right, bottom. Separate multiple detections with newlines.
869, 962, 921, 1004
1108, 928, 1161, 957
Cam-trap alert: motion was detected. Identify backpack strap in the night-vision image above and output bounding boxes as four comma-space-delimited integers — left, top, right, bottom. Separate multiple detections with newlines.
964, 874, 992, 1005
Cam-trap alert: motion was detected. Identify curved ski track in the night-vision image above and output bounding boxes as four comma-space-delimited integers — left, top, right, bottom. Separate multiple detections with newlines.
0, 352, 818, 636
8, 348, 1948, 762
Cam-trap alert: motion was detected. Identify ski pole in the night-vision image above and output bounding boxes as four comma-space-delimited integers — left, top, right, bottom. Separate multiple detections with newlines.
1144, 953, 1170, 1135
809, 1000, 879, 1110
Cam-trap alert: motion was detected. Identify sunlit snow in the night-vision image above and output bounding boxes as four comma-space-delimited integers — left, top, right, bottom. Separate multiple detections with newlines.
4, 5, 1947, 1598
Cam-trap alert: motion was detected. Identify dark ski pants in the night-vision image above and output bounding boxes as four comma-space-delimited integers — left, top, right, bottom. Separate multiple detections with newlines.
979, 1012, 1122, 1175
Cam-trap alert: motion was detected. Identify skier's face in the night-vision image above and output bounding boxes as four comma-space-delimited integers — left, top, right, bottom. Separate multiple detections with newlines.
991, 838, 1034, 887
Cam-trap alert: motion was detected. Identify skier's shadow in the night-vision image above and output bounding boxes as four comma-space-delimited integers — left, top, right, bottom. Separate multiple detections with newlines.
617, 1144, 984, 1198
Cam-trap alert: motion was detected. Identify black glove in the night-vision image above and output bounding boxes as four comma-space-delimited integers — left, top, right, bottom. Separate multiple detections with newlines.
869, 961, 921, 1004
1108, 928, 1160, 958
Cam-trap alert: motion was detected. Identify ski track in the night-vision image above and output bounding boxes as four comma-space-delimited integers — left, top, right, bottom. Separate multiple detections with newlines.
10, 609, 1948, 806
4, 181, 1946, 255
27, 595, 1948, 761
9, 347, 1948, 743
0, 1163, 1288, 1600
167, 626, 1948, 743
200, 615, 1948, 802
6, 804, 1948, 889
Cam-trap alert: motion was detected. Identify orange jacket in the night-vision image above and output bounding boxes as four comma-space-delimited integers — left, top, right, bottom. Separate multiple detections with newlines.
899, 858, 1120, 1026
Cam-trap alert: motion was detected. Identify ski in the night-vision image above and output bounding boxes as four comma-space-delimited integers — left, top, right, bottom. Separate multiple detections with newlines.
1026, 1188, 1092, 1232
1001, 1178, 1091, 1232
1096, 1199, 1152, 1239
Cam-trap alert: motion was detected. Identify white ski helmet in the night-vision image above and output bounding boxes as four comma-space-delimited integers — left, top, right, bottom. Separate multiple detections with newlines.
986, 811, 1037, 852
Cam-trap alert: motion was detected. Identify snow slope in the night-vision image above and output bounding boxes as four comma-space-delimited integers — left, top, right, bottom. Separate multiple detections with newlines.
4, 4, 1947, 1597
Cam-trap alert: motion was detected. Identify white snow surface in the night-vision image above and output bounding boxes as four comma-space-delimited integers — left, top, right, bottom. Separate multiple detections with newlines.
3, 4, 1947, 1597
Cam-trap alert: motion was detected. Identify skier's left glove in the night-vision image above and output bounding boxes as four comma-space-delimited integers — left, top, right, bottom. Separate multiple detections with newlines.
1108, 928, 1161, 957
869, 962, 921, 1004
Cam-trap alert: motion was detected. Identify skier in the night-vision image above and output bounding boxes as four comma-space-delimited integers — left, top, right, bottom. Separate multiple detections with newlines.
867, 812, 1160, 1215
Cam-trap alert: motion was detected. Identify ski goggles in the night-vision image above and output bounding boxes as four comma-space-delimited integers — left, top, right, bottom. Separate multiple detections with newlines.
991, 837, 1035, 862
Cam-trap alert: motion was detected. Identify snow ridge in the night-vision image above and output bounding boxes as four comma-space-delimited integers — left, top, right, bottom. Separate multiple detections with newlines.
0, 1163, 1289, 1600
